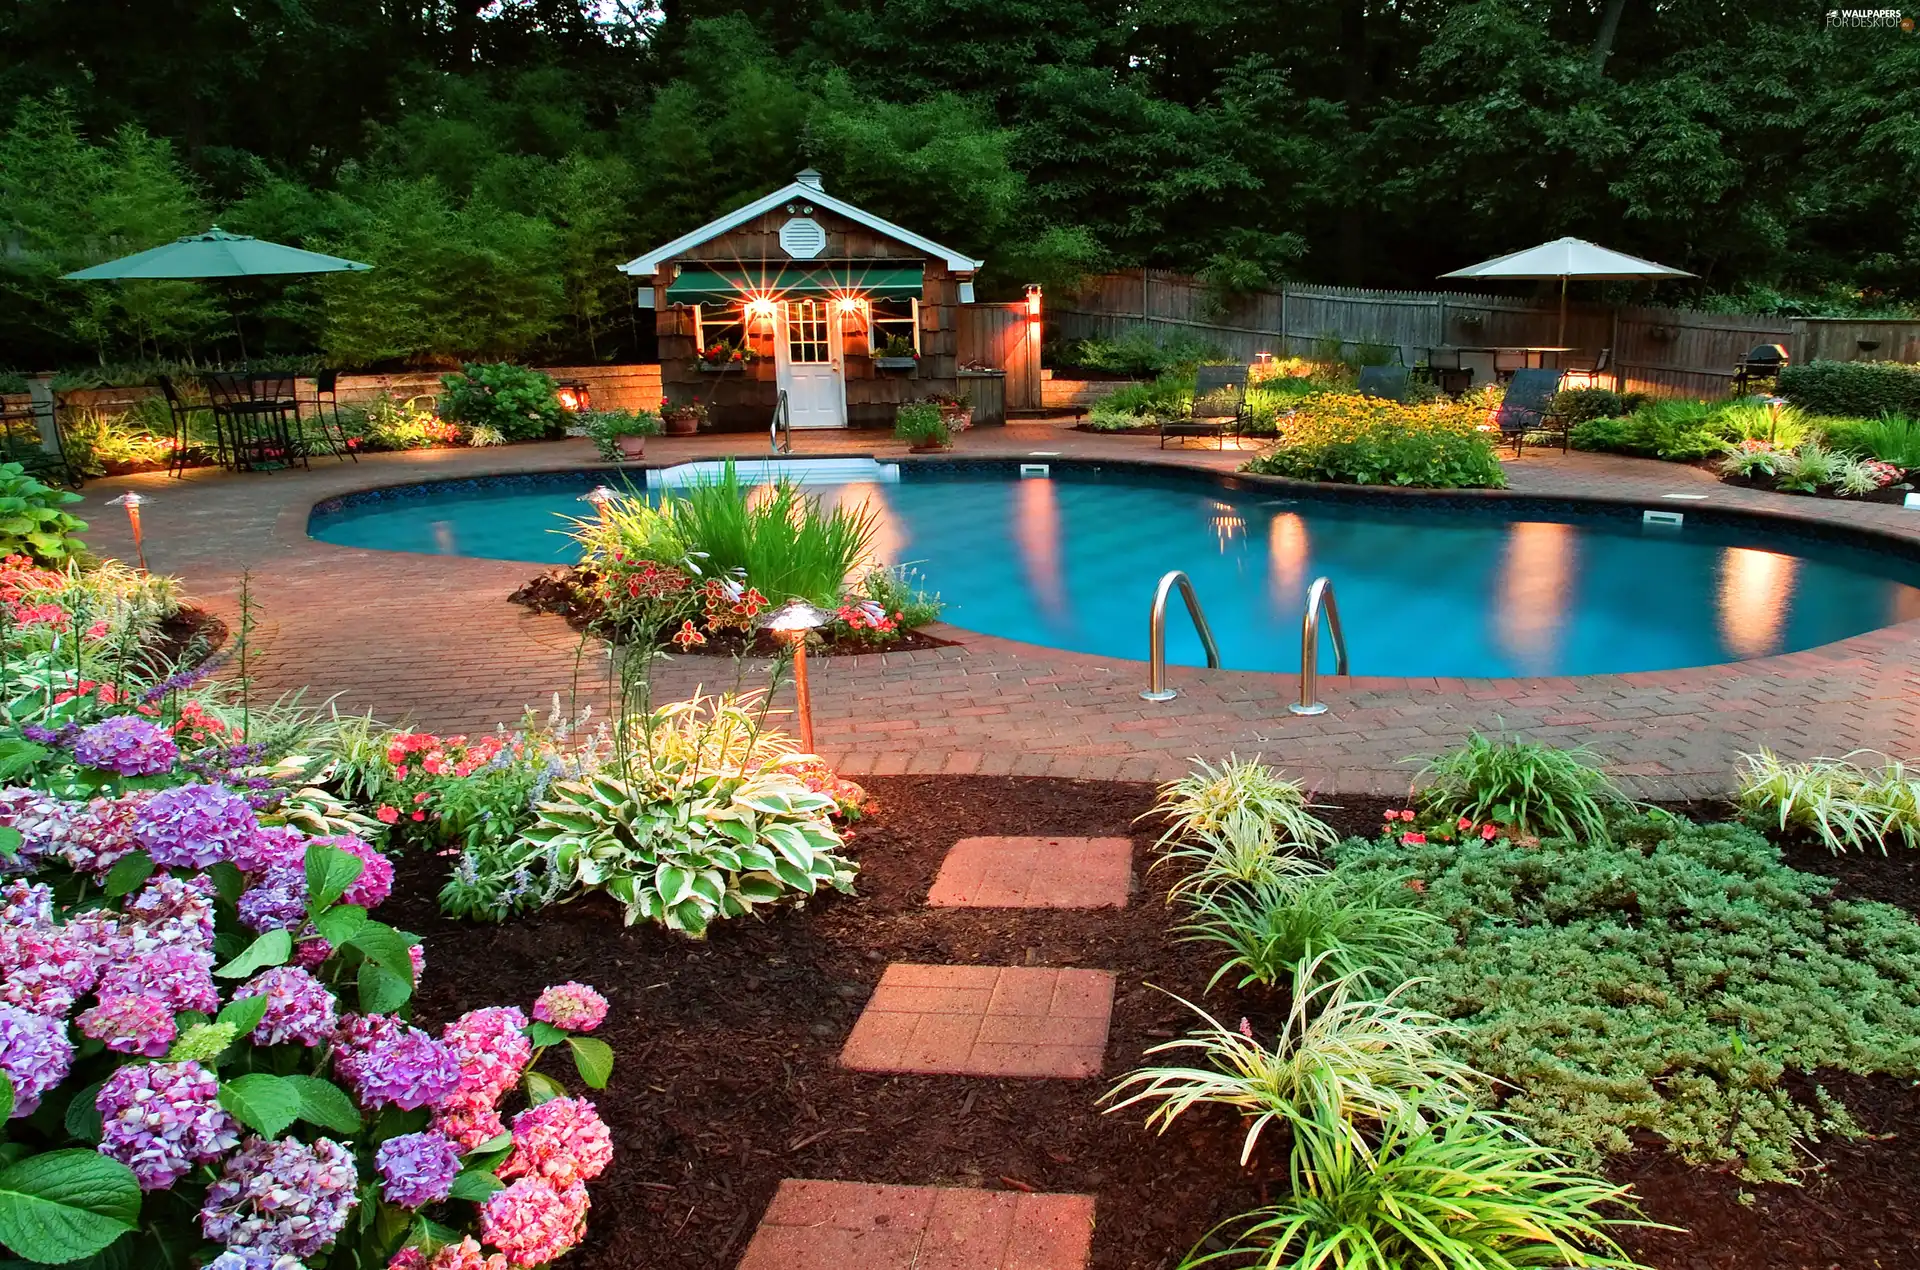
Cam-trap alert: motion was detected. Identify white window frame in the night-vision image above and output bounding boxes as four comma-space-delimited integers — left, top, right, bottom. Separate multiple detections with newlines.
867, 297, 921, 357
693, 302, 750, 361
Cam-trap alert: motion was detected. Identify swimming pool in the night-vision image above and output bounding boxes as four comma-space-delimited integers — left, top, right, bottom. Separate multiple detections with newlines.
309, 465, 1920, 679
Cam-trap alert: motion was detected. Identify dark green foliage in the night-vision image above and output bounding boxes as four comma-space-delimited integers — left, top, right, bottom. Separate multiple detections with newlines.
1824, 413, 1920, 469
437, 363, 563, 442
1552, 388, 1647, 427
1416, 734, 1632, 843
1779, 361, 1920, 419
0, 462, 86, 562
1055, 329, 1226, 378
1331, 815, 1920, 1180
1570, 402, 1729, 462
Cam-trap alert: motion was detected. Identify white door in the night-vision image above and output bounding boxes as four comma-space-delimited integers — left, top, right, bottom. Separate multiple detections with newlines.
776, 298, 845, 429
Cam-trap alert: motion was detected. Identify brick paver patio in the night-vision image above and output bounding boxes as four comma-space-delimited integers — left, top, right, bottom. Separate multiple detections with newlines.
736, 1179, 1095, 1270
76, 422, 1920, 798
840, 964, 1115, 1078
926, 836, 1133, 909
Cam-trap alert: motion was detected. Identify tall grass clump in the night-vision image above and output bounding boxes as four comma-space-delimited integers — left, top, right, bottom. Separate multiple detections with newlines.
1155, 808, 1328, 901
1180, 872, 1440, 994
1415, 734, 1631, 843
1184, 1105, 1655, 1270
1826, 412, 1920, 468
1104, 958, 1482, 1164
1149, 754, 1338, 851
657, 459, 878, 605
1735, 749, 1920, 852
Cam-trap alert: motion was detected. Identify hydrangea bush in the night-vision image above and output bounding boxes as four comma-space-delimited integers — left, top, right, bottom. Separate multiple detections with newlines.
0, 719, 618, 1267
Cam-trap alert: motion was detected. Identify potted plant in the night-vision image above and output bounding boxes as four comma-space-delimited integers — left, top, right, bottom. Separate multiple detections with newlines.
585, 408, 663, 461
895, 401, 952, 452
929, 391, 973, 431
662, 397, 708, 436
872, 334, 920, 371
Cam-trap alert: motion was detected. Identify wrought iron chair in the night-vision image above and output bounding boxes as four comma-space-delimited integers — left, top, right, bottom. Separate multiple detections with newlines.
1161, 364, 1248, 450
1489, 368, 1568, 455
1356, 364, 1413, 402
206, 372, 303, 471
303, 370, 357, 462
156, 375, 218, 476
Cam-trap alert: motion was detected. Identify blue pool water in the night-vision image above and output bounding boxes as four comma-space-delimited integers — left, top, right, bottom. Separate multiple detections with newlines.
309, 469, 1920, 678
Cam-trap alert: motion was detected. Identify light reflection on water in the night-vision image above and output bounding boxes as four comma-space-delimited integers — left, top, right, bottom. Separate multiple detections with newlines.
1718, 547, 1799, 659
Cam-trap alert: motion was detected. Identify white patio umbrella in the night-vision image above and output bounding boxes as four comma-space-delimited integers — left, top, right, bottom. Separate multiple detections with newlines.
1440, 237, 1693, 347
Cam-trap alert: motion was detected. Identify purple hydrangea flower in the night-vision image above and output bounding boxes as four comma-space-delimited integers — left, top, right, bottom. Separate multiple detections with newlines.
0, 788, 73, 873
98, 945, 219, 1015
122, 873, 217, 953
373, 1131, 461, 1208
200, 1135, 358, 1259
203, 1250, 306, 1270
77, 993, 177, 1057
96, 1060, 238, 1188
135, 782, 259, 869
235, 966, 337, 1047
233, 824, 308, 875
61, 792, 150, 874
237, 865, 307, 934
330, 1014, 461, 1111
0, 921, 103, 1016
73, 715, 179, 776
315, 836, 393, 909
0, 880, 52, 925
0, 1005, 74, 1115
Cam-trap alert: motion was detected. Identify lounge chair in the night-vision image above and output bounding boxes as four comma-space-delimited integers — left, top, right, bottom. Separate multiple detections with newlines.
1161, 364, 1248, 449
1490, 368, 1568, 454
1356, 365, 1412, 403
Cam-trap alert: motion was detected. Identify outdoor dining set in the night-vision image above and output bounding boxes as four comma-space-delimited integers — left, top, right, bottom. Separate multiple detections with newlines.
154, 371, 359, 476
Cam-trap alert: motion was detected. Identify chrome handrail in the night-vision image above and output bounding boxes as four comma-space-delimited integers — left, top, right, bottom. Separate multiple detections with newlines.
1142, 570, 1221, 701
769, 390, 791, 454
1290, 575, 1349, 715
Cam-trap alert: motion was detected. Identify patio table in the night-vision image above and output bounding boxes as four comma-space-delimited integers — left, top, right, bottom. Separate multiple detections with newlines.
206, 372, 307, 472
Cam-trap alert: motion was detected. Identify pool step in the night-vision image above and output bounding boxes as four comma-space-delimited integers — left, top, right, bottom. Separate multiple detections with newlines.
651, 457, 900, 487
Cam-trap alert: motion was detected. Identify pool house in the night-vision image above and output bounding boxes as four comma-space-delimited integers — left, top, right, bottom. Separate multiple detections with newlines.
618, 169, 1036, 432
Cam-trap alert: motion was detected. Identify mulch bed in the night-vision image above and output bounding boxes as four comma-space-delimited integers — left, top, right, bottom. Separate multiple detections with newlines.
151, 606, 227, 666
507, 567, 955, 656
386, 778, 1920, 1270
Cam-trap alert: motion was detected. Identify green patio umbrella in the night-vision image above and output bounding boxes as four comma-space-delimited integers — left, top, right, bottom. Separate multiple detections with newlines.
64, 227, 371, 359
62, 227, 371, 280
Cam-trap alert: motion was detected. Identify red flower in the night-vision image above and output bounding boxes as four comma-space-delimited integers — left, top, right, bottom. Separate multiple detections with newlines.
1406, 878, 1427, 893
1403, 832, 1427, 845
410, 810, 426, 822
1456, 816, 1473, 831
671, 620, 707, 650
1481, 824, 1498, 840
393, 764, 409, 781
376, 805, 400, 825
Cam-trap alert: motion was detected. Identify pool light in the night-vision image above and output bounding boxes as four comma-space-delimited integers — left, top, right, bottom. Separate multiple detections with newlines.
107, 493, 147, 571
761, 599, 831, 753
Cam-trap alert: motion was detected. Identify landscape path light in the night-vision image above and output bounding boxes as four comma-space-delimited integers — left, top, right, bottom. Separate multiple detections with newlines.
578, 485, 620, 524
107, 493, 147, 571
1765, 396, 1788, 444
760, 599, 831, 753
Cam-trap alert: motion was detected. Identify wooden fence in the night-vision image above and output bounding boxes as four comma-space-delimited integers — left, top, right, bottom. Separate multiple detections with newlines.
956, 302, 1042, 411
1053, 270, 1920, 399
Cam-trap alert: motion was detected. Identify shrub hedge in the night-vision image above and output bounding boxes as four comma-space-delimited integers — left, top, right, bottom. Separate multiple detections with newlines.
1778, 360, 1920, 418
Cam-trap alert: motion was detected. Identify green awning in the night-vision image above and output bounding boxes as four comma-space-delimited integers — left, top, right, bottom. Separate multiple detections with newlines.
666, 263, 924, 305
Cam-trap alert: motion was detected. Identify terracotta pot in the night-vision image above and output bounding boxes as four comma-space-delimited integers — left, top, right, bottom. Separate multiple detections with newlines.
616, 434, 647, 460
939, 406, 973, 431
908, 442, 952, 454
663, 412, 699, 436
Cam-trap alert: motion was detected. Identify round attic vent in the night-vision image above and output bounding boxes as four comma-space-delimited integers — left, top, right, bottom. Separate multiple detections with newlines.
779, 217, 826, 260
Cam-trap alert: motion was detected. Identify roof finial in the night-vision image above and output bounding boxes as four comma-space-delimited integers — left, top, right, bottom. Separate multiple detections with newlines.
795, 168, 824, 192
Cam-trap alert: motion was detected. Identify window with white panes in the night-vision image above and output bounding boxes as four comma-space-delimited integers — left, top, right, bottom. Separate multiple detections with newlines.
785, 299, 831, 364
692, 303, 749, 364
868, 298, 919, 358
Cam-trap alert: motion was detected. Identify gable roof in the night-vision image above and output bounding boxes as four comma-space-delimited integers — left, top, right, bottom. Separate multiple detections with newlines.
617, 172, 985, 277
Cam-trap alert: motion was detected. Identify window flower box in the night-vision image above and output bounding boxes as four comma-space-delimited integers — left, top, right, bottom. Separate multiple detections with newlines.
872, 356, 919, 371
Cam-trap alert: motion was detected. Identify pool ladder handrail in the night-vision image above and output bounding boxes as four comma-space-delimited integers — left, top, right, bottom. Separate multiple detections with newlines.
769, 390, 792, 455
1290, 575, 1350, 715
1142, 570, 1221, 701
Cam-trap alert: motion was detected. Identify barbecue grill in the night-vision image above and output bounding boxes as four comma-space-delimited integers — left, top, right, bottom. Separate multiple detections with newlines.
1733, 343, 1789, 394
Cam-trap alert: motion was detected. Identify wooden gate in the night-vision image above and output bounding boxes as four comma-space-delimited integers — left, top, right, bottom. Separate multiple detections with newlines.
956, 303, 1041, 411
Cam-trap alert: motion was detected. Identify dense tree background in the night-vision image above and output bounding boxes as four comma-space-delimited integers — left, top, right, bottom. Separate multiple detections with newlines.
1, 0, 1914, 368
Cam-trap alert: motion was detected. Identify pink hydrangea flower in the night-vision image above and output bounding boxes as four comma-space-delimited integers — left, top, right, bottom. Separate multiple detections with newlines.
498, 1098, 613, 1192
332, 1014, 461, 1111
403, 1237, 508, 1270
122, 873, 218, 951
0, 1004, 73, 1115
235, 966, 338, 1047
0, 920, 103, 1016
441, 1007, 531, 1104
77, 993, 177, 1057
531, 983, 607, 1033
432, 1089, 507, 1152
98, 944, 219, 1015
97, 1060, 239, 1189
478, 1179, 590, 1267
199, 1135, 359, 1258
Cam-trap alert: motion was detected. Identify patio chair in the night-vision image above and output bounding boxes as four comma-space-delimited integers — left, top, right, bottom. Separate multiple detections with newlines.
301, 370, 357, 463
1490, 368, 1568, 455
156, 375, 219, 477
0, 400, 77, 488
1161, 364, 1248, 450
1356, 364, 1413, 403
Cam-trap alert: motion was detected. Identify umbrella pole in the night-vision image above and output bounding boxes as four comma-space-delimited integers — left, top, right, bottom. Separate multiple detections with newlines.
1557, 276, 1568, 350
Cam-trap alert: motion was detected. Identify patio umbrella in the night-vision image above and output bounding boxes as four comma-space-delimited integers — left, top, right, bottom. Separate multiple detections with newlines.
64, 227, 371, 357
1439, 237, 1693, 347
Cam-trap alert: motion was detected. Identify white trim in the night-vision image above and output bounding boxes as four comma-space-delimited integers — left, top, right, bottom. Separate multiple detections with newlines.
618, 181, 985, 278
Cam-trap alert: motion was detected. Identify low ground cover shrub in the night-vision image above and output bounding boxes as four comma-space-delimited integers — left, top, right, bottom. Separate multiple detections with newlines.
1779, 359, 1920, 418
0, 463, 86, 563
1242, 394, 1506, 489
1716, 438, 1905, 497
1736, 748, 1920, 852
342, 394, 463, 451
1339, 810, 1920, 1180
438, 362, 564, 442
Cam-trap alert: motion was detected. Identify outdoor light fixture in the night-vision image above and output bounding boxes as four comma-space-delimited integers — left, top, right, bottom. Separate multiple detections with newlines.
837, 296, 863, 315
1025, 283, 1042, 320
746, 297, 778, 322
555, 380, 591, 413
760, 599, 831, 753
1765, 396, 1787, 443
107, 493, 147, 571
578, 486, 620, 522
1254, 352, 1274, 365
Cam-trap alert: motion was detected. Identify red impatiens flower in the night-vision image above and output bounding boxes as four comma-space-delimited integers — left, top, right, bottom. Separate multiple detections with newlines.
1402, 832, 1427, 845
376, 805, 400, 824
1481, 823, 1498, 840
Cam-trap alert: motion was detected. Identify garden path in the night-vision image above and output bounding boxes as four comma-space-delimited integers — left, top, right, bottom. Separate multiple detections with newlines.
80, 424, 1920, 798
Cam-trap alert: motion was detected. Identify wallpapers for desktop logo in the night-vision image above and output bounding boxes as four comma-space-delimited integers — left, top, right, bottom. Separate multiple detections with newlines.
1823, 8, 1915, 26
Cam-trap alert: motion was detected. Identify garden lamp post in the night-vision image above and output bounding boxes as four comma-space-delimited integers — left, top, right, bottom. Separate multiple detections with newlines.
107, 493, 147, 571
1765, 397, 1787, 444
761, 599, 830, 753
578, 486, 619, 524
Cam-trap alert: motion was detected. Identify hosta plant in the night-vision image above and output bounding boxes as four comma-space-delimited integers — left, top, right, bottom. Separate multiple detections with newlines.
1104, 957, 1482, 1164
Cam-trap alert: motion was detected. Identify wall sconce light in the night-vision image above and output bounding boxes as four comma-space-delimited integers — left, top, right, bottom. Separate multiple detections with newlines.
107, 493, 147, 571
554, 380, 591, 413
746, 297, 778, 323
837, 296, 864, 315
1025, 283, 1042, 321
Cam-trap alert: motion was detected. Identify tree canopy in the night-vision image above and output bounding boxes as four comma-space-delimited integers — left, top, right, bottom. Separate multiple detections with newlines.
1, 0, 1913, 368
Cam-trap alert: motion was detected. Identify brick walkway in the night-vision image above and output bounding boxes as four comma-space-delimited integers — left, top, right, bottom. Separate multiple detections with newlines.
77, 422, 1920, 798
736, 1179, 1095, 1270
840, 964, 1116, 1079
926, 837, 1134, 909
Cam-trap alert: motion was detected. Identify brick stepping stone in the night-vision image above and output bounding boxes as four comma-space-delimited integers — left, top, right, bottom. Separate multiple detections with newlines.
737, 1178, 1095, 1270
841, 964, 1114, 1078
926, 836, 1133, 909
